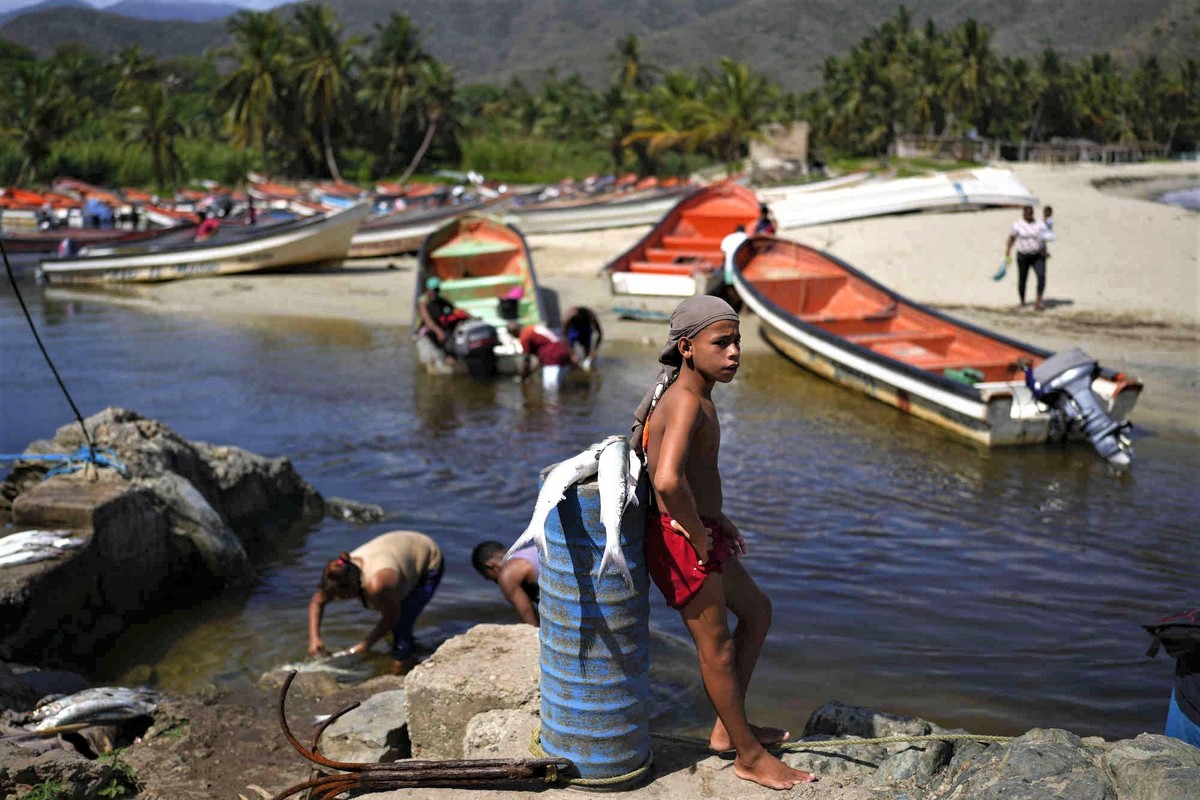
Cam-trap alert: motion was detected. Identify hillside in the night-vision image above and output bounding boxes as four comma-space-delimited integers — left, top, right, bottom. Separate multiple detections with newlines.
103, 0, 242, 22
2, 0, 1197, 90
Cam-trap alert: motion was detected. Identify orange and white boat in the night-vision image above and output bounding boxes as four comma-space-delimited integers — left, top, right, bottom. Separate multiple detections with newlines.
413, 214, 548, 375
603, 181, 757, 298
732, 236, 1141, 463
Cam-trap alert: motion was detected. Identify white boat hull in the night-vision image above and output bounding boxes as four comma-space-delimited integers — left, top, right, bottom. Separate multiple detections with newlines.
738, 270, 1140, 446
767, 167, 1036, 229
38, 202, 369, 284
507, 188, 693, 235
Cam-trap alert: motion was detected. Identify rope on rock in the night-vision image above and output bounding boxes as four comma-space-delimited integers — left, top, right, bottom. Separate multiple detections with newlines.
650, 731, 1015, 751
0, 446, 127, 478
529, 725, 654, 788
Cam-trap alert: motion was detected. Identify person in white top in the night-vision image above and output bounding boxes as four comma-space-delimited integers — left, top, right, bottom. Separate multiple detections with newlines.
720, 225, 749, 286
1004, 205, 1049, 311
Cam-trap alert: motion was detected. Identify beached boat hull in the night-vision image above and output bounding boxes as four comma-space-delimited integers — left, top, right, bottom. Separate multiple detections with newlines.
348, 196, 503, 258
733, 237, 1141, 448
38, 202, 369, 284
506, 186, 694, 235
414, 214, 549, 375
767, 167, 1036, 229
605, 182, 760, 298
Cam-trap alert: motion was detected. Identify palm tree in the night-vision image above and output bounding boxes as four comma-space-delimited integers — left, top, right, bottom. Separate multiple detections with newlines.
610, 34, 657, 92
0, 61, 75, 183
686, 58, 780, 164
359, 12, 430, 174
396, 59, 456, 183
120, 78, 186, 190
624, 70, 699, 158
941, 19, 998, 135
217, 11, 289, 162
110, 45, 158, 101
288, 4, 361, 182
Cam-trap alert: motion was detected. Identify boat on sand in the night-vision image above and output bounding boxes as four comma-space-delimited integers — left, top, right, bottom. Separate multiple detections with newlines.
37, 202, 369, 284
604, 182, 759, 298
413, 214, 549, 376
732, 235, 1140, 464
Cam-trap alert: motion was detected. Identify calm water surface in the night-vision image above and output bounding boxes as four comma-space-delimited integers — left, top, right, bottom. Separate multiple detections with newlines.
2, 281, 1196, 741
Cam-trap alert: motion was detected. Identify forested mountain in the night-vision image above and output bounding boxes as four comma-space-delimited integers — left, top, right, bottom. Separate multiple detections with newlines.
103, 1, 243, 22
3, 0, 1196, 91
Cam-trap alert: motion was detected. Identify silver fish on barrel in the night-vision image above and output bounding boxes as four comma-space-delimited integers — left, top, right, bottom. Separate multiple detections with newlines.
597, 436, 640, 588
506, 438, 614, 560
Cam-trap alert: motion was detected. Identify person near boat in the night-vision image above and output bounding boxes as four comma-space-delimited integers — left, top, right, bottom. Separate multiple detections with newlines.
752, 202, 776, 235
194, 214, 221, 242
307, 530, 444, 675
471, 540, 540, 626
1005, 205, 1049, 311
631, 294, 814, 791
561, 306, 603, 370
417, 277, 473, 363
508, 321, 578, 388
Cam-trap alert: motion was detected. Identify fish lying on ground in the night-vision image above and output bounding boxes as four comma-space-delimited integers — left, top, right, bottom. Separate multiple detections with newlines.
28, 687, 158, 732
506, 438, 615, 560
597, 436, 638, 587
272, 652, 373, 683
0, 530, 85, 567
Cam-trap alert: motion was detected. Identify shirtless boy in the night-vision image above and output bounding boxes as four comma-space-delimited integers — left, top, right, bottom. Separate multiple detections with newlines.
632, 295, 815, 791
472, 540, 540, 626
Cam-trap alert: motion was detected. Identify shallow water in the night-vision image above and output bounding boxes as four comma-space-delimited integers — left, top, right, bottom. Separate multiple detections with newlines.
2, 281, 1197, 741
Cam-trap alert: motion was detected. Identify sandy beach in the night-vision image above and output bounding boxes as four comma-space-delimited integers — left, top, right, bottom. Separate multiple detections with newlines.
45, 160, 1199, 432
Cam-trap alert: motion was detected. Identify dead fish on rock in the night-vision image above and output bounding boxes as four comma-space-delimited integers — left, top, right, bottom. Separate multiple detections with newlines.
0, 530, 85, 567
27, 687, 158, 731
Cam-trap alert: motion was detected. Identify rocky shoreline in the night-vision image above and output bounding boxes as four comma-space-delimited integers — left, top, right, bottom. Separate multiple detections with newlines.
2, 413, 1198, 799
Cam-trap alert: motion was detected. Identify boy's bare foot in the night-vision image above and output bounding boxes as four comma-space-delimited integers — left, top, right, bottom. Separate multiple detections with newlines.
710, 722, 790, 753
734, 749, 815, 790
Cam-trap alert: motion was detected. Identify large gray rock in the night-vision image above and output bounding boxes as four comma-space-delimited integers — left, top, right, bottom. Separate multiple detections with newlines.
0, 408, 325, 667
0, 741, 124, 800
463, 709, 540, 760
404, 624, 540, 759
932, 728, 1114, 800
320, 689, 409, 764
1102, 733, 1200, 800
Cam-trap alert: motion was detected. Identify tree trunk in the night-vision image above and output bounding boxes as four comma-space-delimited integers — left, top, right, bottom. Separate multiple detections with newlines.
322, 114, 343, 183
396, 113, 438, 185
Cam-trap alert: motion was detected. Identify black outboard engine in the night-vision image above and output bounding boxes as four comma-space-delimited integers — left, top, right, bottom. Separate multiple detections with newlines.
450, 320, 499, 380
1026, 348, 1133, 467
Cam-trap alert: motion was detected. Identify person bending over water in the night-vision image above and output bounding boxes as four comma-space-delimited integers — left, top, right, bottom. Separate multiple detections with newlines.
631, 295, 815, 791
471, 540, 540, 626
307, 530, 444, 675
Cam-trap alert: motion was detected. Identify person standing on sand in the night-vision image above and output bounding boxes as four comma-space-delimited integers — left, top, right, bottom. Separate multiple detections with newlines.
307, 530, 444, 675
631, 295, 816, 791
471, 540, 540, 626
1004, 205, 1049, 311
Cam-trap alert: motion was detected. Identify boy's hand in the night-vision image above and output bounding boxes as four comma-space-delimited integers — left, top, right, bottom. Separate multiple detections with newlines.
718, 514, 747, 556
669, 519, 713, 565
308, 639, 328, 658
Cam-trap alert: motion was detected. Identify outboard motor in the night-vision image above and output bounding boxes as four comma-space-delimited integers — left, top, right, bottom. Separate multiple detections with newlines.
450, 320, 499, 380
1025, 348, 1133, 467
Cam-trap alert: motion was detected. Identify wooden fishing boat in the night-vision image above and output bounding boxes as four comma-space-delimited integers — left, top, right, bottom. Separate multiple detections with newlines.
413, 214, 548, 374
767, 167, 1035, 229
506, 184, 694, 235
348, 194, 506, 258
604, 181, 759, 298
732, 236, 1141, 460
1, 226, 184, 255
37, 201, 369, 284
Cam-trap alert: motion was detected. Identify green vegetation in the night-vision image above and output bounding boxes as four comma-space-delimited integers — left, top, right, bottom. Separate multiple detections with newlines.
0, 5, 1196, 189
18, 781, 66, 800
96, 749, 139, 797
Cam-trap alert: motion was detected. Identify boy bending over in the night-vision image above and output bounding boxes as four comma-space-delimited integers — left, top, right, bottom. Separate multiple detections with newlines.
632, 295, 815, 791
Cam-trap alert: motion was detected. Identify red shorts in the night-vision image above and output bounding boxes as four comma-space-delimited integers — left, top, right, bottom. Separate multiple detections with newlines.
644, 512, 736, 610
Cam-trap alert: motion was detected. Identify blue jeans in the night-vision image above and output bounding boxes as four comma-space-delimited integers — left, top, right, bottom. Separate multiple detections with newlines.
389, 564, 443, 661
1166, 689, 1200, 747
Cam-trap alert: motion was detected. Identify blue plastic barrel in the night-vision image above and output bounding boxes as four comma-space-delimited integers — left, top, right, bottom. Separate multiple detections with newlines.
539, 460, 651, 788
